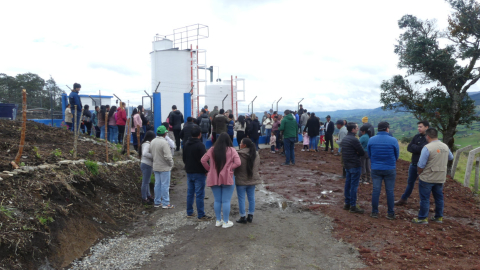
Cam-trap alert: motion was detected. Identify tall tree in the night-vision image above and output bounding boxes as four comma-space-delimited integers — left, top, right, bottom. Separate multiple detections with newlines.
380, 0, 480, 153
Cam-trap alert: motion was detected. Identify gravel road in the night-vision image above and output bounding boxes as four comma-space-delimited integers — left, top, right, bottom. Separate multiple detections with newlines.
69, 153, 364, 270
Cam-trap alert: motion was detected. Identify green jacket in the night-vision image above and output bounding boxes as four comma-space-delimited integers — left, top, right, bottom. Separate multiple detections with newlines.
279, 114, 297, 139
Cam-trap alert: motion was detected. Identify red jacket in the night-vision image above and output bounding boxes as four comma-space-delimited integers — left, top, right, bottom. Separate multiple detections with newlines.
116, 108, 127, 125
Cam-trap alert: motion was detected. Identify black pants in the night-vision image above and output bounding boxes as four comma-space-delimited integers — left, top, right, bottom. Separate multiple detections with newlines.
212, 132, 217, 144
85, 122, 92, 135
236, 131, 245, 149
95, 126, 100, 138
118, 125, 125, 144
325, 134, 334, 151
229, 134, 234, 144
173, 129, 181, 151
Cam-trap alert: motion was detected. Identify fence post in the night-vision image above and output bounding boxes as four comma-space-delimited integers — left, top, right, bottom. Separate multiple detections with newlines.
136, 125, 141, 153
464, 147, 480, 187
73, 105, 78, 158
105, 113, 109, 162
451, 145, 472, 178
126, 118, 131, 154
14, 89, 27, 164
475, 157, 480, 192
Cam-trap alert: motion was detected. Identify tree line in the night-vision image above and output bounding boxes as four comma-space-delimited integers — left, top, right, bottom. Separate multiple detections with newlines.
0, 72, 64, 110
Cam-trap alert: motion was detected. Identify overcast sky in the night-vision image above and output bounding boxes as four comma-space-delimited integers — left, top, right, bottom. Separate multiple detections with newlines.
1, 0, 475, 113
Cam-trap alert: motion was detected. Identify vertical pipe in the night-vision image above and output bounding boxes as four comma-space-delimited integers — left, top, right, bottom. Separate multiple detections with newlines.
197, 45, 200, 117
235, 76, 238, 119
231, 75, 234, 115
475, 157, 480, 192
14, 90, 27, 164
191, 44, 193, 117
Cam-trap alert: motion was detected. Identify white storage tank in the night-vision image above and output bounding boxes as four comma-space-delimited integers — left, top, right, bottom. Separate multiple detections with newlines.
151, 37, 192, 122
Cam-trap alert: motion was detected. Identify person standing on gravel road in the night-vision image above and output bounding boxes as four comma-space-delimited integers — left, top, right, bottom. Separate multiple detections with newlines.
358, 116, 375, 137
92, 106, 100, 138
68, 83, 82, 131
335, 120, 347, 157
279, 110, 297, 166
116, 102, 127, 144
139, 130, 156, 205
179, 117, 198, 148
131, 108, 142, 151
201, 133, 241, 228
64, 104, 73, 131
162, 122, 176, 156
324, 115, 334, 153
341, 122, 365, 214
411, 128, 453, 225
367, 121, 399, 220
150, 125, 175, 209
183, 126, 213, 221
395, 120, 429, 206
168, 105, 184, 152
234, 138, 261, 224
197, 109, 211, 146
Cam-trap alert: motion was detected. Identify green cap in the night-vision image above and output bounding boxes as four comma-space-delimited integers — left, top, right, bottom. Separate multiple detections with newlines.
156, 125, 167, 135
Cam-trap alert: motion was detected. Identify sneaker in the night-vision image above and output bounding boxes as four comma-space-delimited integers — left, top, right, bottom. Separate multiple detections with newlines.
154, 204, 162, 208
142, 199, 154, 205
412, 218, 428, 224
343, 204, 350, 210
301, 149, 305, 151
430, 216, 443, 223
291, 163, 295, 166
187, 213, 196, 218
334, 152, 341, 156
370, 212, 378, 218
387, 214, 396, 220
271, 151, 276, 153
198, 215, 214, 221
280, 162, 290, 166
222, 220, 234, 228
215, 220, 223, 227
162, 204, 175, 209
349, 206, 365, 214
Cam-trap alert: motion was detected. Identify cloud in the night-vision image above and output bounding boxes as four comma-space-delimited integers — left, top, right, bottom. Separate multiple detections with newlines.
89, 63, 139, 76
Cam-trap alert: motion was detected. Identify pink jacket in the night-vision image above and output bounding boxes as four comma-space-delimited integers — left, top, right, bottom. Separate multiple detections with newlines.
131, 114, 142, 132
201, 147, 241, 187
270, 135, 276, 145
303, 133, 310, 145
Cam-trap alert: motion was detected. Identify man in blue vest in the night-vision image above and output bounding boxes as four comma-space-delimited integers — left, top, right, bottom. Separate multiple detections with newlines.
68, 83, 82, 132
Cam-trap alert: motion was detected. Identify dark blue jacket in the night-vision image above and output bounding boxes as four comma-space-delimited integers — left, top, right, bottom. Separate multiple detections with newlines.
68, 91, 82, 112
367, 131, 399, 170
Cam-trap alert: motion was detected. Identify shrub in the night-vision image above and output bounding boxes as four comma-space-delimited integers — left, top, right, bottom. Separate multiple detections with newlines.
400, 136, 413, 144
85, 160, 99, 176
52, 149, 62, 157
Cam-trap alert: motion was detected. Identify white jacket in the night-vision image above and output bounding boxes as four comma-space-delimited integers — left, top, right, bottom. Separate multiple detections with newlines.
165, 135, 176, 156
140, 141, 153, 167
263, 118, 273, 129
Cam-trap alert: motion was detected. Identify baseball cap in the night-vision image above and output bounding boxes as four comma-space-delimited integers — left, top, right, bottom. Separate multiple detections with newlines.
156, 125, 167, 135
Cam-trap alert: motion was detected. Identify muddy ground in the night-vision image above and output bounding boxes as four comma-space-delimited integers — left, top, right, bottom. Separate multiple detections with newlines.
69, 153, 365, 270
259, 145, 480, 270
0, 120, 144, 269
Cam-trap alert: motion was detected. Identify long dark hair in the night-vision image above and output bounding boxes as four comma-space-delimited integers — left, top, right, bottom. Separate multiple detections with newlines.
131, 108, 138, 128
241, 138, 257, 178
213, 133, 233, 177
139, 130, 156, 158
238, 115, 245, 128
137, 105, 144, 113
108, 106, 117, 118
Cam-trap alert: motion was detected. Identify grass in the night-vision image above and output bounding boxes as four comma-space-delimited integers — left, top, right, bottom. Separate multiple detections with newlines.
0, 206, 14, 219
33, 146, 41, 158
85, 160, 99, 176
51, 148, 62, 157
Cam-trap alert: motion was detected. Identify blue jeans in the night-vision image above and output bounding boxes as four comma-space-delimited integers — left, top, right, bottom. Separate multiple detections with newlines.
108, 126, 118, 143
345, 167, 362, 207
309, 136, 319, 150
418, 180, 444, 219
236, 185, 256, 217
401, 164, 418, 201
140, 163, 153, 200
284, 137, 295, 164
338, 147, 342, 153
202, 133, 209, 145
99, 125, 106, 139
210, 178, 235, 222
265, 129, 272, 141
154, 171, 171, 206
371, 169, 396, 215
187, 173, 207, 218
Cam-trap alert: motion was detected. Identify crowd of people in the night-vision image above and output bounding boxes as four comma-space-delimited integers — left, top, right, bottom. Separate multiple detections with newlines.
66, 84, 455, 226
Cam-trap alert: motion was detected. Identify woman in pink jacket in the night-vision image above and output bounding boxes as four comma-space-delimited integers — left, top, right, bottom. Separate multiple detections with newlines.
201, 133, 241, 228
131, 108, 142, 151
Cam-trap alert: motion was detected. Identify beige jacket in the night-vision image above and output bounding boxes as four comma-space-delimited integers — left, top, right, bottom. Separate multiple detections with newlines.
234, 148, 262, 186
150, 136, 174, 172
65, 108, 73, 123
419, 140, 450, 184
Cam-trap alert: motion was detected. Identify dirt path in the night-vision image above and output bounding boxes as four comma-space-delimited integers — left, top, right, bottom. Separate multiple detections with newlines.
69, 151, 365, 270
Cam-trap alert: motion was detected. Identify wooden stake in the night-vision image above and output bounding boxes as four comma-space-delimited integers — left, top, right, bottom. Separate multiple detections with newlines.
136, 125, 141, 153
14, 90, 27, 164
126, 117, 131, 154
73, 106, 77, 158
105, 112, 109, 162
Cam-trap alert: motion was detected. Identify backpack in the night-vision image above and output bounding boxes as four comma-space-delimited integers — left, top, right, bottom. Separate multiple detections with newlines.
200, 117, 210, 133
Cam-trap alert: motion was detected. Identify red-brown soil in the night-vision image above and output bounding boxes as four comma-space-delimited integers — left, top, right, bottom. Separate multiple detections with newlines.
0, 119, 129, 172
259, 145, 480, 270
0, 120, 144, 269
